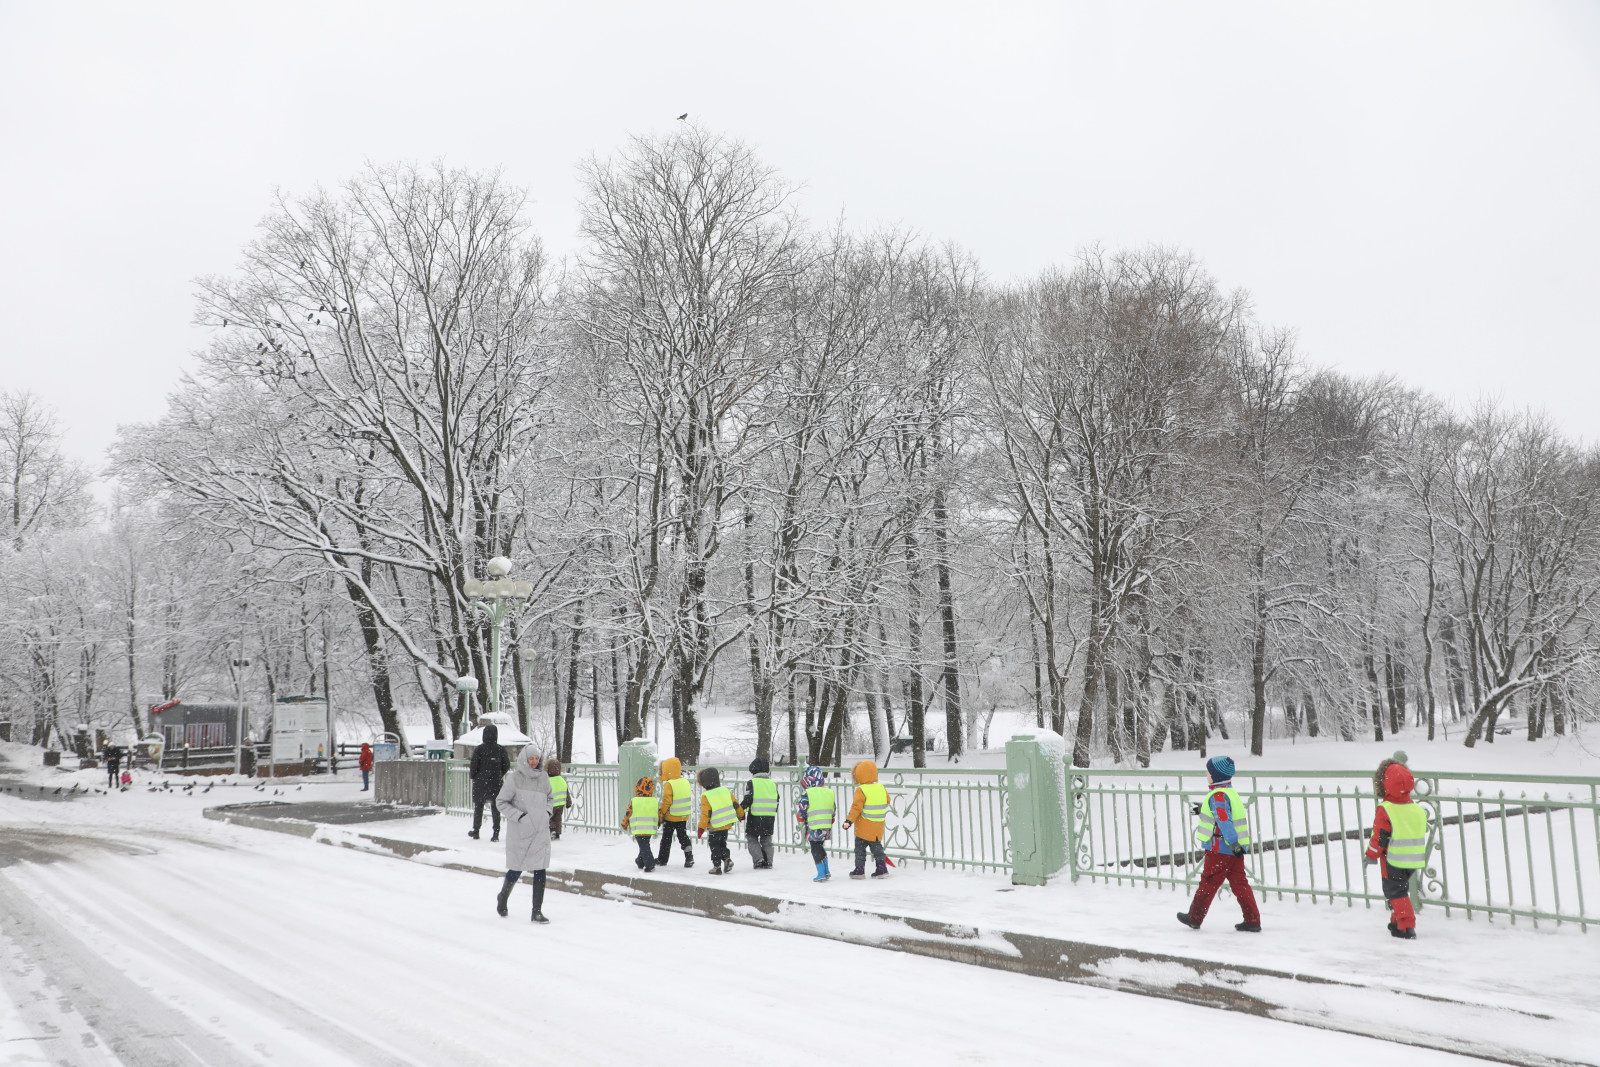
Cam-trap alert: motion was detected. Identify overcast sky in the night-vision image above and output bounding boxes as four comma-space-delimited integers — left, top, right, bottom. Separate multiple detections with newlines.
2, 0, 1597, 480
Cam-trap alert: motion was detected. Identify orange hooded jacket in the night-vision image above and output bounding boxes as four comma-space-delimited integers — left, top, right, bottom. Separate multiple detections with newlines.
846, 760, 886, 841
659, 757, 689, 823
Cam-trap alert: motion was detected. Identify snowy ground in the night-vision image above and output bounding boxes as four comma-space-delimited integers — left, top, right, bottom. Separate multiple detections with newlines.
4, 741, 1597, 1066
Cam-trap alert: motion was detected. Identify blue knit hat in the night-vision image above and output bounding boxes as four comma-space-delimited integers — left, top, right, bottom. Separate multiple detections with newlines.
1206, 755, 1235, 782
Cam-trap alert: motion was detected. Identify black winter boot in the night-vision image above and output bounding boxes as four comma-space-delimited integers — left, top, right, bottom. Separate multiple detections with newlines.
1176, 912, 1201, 929
531, 881, 550, 924
683, 849, 694, 869
872, 861, 889, 878
1235, 922, 1261, 932
496, 873, 516, 917
469, 828, 480, 840
849, 866, 866, 879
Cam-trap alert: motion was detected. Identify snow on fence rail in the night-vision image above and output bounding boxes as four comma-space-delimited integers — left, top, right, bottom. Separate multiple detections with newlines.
1066, 768, 1600, 929
444, 760, 1010, 873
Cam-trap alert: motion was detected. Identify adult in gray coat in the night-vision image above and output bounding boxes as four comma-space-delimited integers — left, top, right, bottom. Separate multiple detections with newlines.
495, 747, 554, 924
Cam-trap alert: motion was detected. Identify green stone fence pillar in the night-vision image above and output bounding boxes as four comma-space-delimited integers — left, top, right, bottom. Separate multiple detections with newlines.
617, 738, 659, 829
1006, 731, 1068, 886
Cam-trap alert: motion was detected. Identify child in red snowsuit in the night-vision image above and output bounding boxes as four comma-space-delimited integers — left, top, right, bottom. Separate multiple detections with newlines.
1178, 755, 1262, 932
1365, 757, 1427, 939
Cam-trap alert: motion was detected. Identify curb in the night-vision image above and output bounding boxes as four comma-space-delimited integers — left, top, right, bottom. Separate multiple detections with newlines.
202, 804, 1589, 1067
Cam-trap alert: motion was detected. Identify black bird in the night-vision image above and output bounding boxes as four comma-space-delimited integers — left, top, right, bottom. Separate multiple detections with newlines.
53, 787, 61, 795
222, 318, 229, 327
319, 304, 326, 312
677, 113, 688, 120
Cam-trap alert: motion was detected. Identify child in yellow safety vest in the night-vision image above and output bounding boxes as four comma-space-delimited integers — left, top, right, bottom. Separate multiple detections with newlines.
656, 757, 694, 869
1365, 755, 1427, 939
546, 758, 567, 841
845, 760, 891, 879
622, 776, 659, 872
741, 757, 779, 869
697, 767, 745, 875
796, 765, 835, 882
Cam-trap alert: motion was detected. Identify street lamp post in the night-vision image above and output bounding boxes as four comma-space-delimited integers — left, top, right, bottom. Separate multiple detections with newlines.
231, 653, 251, 776
463, 557, 533, 723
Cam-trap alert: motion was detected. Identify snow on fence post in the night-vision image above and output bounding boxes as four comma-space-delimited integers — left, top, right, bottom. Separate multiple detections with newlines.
1007, 731, 1068, 886
617, 738, 659, 831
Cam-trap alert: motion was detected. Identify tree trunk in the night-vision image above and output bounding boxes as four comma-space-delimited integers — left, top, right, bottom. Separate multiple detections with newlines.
595, 662, 604, 764
562, 606, 582, 763
931, 487, 963, 761
904, 530, 928, 768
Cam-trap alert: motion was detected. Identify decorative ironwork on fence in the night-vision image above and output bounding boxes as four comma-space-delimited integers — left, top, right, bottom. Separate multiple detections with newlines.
1066, 767, 1600, 929
445, 760, 1010, 873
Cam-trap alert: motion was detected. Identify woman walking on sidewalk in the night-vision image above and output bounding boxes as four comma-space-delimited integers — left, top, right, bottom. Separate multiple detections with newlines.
495, 748, 554, 924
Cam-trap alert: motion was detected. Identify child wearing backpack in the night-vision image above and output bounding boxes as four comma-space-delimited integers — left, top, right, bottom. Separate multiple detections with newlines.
697, 767, 744, 875
742, 757, 778, 869
1365, 755, 1428, 939
622, 776, 659, 872
845, 760, 890, 879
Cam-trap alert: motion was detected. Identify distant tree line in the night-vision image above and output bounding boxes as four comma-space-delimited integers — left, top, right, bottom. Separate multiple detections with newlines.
6, 128, 1597, 767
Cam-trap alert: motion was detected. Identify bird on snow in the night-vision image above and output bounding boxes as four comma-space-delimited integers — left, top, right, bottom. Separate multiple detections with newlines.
53, 787, 61, 795
677, 112, 688, 120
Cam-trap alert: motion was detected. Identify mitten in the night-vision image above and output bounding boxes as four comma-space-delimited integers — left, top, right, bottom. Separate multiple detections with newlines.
1363, 856, 1377, 869
696, 827, 704, 840
1231, 843, 1246, 856
1190, 803, 1201, 816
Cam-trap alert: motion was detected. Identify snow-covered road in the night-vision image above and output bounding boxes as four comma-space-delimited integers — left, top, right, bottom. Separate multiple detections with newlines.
0, 792, 1490, 1067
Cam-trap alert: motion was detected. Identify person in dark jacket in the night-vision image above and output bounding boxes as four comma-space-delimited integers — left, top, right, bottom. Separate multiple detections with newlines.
469, 723, 511, 841
104, 745, 122, 790
741, 757, 778, 869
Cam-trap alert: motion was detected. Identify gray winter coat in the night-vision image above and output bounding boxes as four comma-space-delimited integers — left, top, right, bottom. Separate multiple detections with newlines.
496, 752, 553, 871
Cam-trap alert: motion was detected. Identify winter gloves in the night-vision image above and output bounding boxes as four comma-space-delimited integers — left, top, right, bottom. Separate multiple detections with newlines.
1230, 843, 1247, 857
1363, 856, 1377, 869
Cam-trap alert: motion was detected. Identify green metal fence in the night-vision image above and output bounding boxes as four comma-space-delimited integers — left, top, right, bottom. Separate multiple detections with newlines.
446, 760, 1010, 873
1066, 767, 1600, 929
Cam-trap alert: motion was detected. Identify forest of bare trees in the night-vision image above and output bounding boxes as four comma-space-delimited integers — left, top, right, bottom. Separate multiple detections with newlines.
5, 128, 1598, 768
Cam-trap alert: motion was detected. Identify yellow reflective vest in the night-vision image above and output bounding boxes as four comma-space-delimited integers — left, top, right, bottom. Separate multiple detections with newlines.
1379, 800, 1428, 868
858, 783, 889, 823
1194, 786, 1252, 847
628, 796, 659, 837
748, 776, 779, 818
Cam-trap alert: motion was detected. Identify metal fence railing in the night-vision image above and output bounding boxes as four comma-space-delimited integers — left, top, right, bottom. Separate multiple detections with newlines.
445, 760, 1010, 873
1066, 767, 1600, 929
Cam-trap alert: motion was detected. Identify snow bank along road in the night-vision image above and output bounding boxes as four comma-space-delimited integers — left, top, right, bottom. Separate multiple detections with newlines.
0, 797, 1507, 1067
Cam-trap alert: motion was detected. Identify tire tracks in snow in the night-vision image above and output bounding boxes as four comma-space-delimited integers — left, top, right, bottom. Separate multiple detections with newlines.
0, 872, 249, 1067
11, 827, 499, 1067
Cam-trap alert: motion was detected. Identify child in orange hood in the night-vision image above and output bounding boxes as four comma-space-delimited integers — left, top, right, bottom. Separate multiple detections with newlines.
845, 760, 890, 879
655, 757, 695, 869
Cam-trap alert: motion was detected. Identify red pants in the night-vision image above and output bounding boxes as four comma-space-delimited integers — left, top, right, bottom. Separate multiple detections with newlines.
1186, 851, 1261, 926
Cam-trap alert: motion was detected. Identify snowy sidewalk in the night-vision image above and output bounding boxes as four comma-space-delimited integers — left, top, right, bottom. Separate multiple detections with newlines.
207, 794, 1600, 1067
